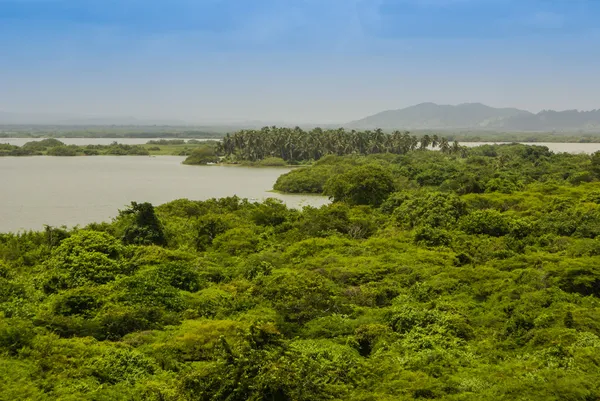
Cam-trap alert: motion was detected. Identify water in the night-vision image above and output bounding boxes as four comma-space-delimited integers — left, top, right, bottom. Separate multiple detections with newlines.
0, 156, 328, 233
0, 138, 213, 146
3, 141, 600, 232
460, 142, 600, 154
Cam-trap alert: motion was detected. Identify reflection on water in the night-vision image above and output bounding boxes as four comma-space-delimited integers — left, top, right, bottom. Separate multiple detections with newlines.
0, 156, 328, 233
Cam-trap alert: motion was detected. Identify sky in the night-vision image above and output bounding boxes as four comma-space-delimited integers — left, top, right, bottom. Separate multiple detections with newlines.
1, 0, 600, 124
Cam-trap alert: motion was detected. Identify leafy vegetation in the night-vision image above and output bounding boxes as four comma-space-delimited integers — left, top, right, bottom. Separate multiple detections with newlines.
0, 139, 218, 157
2, 144, 600, 400
0, 125, 225, 138
182, 145, 219, 165
216, 127, 460, 163
274, 143, 591, 195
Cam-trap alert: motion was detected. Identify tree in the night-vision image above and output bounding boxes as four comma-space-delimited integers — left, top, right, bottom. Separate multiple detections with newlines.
183, 145, 219, 165
118, 202, 166, 246
323, 164, 395, 206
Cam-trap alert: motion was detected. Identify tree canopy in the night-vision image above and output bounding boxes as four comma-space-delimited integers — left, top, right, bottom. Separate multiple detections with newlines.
2, 143, 600, 400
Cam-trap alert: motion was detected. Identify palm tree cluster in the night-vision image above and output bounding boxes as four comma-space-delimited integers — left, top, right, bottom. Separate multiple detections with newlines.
217, 127, 462, 162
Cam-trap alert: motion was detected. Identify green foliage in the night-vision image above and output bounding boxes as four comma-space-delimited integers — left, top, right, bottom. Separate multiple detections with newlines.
212, 227, 261, 256
43, 230, 126, 290
117, 202, 166, 246
219, 127, 456, 162
89, 347, 157, 384
258, 157, 287, 166
413, 226, 453, 247
182, 145, 219, 165
1, 139, 154, 157
323, 164, 395, 206
394, 192, 466, 229
274, 166, 331, 193
46, 145, 78, 156
459, 209, 512, 236
3, 148, 600, 399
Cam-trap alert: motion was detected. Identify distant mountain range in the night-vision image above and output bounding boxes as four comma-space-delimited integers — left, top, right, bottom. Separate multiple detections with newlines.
3, 103, 600, 132
347, 103, 600, 132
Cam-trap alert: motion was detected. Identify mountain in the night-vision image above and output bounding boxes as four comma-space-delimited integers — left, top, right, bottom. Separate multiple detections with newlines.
493, 109, 600, 131
347, 103, 600, 132
347, 103, 531, 130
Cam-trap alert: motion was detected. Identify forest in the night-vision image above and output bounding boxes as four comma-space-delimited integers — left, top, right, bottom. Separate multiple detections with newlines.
216, 127, 460, 163
0, 126, 225, 139
2, 143, 600, 400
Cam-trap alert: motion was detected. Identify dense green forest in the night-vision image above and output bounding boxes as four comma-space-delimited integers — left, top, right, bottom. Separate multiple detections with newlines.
0, 139, 216, 157
2, 144, 600, 400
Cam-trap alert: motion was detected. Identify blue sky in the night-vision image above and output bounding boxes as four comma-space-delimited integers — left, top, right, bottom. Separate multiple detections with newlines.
1, 0, 599, 123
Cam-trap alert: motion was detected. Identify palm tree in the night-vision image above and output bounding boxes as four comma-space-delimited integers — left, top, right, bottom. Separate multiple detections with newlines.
439, 137, 450, 154
420, 135, 432, 150
217, 126, 452, 163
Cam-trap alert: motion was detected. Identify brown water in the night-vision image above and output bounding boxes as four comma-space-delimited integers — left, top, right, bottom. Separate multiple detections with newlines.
460, 142, 600, 154
3, 141, 600, 233
0, 156, 327, 233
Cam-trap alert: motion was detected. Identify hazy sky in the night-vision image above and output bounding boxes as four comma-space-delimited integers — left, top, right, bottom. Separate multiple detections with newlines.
1, 0, 600, 123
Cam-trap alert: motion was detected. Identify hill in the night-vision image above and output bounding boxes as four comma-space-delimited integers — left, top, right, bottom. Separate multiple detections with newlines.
348, 102, 600, 132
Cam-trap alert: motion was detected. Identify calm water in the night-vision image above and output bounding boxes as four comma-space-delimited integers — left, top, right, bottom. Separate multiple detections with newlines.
3, 141, 600, 232
0, 138, 212, 146
460, 142, 600, 154
0, 157, 328, 233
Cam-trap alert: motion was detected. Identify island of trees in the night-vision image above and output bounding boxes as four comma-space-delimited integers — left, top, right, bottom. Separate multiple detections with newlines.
182, 127, 463, 166
0, 138, 216, 157
2, 140, 600, 399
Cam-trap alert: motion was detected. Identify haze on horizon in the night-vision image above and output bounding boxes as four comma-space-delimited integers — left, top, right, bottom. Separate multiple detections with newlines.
1, 0, 600, 125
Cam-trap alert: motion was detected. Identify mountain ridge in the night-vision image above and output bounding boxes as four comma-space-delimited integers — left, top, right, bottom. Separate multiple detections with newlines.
347, 103, 600, 132
3, 103, 600, 132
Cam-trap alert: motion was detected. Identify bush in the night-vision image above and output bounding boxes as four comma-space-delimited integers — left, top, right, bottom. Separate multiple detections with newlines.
44, 231, 126, 289
259, 157, 288, 167
212, 228, 260, 256
90, 347, 157, 384
47, 146, 78, 156
459, 209, 511, 237
413, 226, 453, 247
323, 164, 395, 206
183, 146, 219, 165
274, 166, 331, 194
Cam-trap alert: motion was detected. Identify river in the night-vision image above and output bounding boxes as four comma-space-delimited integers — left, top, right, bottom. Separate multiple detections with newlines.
0, 156, 328, 233
2, 140, 600, 233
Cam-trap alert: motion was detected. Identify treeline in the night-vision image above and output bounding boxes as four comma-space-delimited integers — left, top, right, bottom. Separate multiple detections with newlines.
0, 126, 225, 139
0, 139, 150, 156
217, 127, 462, 163
2, 144, 600, 399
